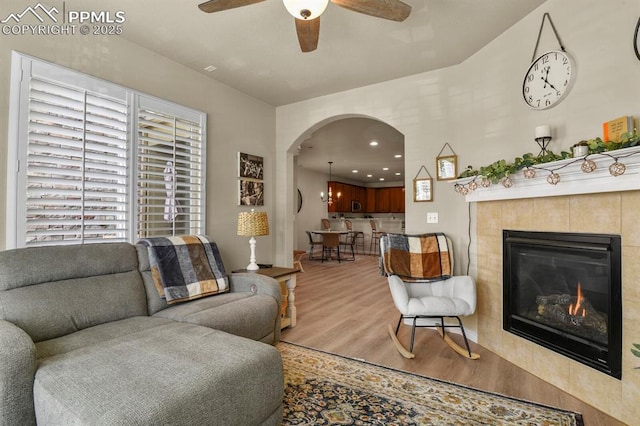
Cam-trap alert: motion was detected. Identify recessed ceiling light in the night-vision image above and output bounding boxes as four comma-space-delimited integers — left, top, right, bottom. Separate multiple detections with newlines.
379, 178, 385, 181
394, 154, 402, 158
382, 167, 389, 171
352, 170, 358, 173
395, 172, 401, 176
369, 141, 378, 146
367, 174, 373, 178
204, 65, 217, 72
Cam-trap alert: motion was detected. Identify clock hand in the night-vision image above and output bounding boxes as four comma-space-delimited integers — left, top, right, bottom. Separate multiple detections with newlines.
545, 79, 558, 91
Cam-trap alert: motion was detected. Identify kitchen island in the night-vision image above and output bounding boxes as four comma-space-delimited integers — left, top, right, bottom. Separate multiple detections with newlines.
322, 218, 404, 253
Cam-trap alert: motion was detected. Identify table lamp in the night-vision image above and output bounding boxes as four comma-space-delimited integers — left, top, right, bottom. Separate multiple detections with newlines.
237, 210, 270, 271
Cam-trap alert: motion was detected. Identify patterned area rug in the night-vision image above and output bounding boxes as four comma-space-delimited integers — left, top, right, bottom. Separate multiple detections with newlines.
278, 342, 584, 426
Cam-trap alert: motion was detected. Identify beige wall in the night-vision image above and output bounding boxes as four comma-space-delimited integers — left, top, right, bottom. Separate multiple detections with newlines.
275, 0, 640, 421
477, 192, 640, 424
0, 0, 276, 270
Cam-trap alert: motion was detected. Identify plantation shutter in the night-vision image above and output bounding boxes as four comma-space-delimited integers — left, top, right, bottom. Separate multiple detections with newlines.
9, 53, 207, 248
136, 97, 205, 239
24, 75, 129, 246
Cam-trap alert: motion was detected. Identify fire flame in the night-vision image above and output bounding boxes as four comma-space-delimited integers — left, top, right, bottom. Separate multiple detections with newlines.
568, 282, 586, 317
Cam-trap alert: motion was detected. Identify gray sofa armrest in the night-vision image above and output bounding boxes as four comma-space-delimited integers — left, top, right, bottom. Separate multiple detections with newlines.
229, 273, 282, 306
0, 320, 37, 426
229, 273, 282, 341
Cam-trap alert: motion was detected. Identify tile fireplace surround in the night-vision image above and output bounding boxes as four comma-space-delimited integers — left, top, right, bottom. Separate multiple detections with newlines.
467, 152, 640, 423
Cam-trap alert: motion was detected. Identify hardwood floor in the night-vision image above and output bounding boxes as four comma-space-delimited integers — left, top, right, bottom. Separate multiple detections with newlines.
281, 254, 625, 426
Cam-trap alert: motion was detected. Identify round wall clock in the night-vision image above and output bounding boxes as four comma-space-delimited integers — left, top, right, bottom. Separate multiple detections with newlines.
522, 50, 575, 110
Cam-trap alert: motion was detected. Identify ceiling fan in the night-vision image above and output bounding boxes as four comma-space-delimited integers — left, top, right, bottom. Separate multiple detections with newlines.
198, 0, 411, 52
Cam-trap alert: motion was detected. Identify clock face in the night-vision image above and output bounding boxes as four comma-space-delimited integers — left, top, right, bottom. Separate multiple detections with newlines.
522, 50, 575, 110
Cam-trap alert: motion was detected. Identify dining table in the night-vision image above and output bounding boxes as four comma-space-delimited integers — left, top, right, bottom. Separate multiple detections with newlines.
310, 230, 349, 262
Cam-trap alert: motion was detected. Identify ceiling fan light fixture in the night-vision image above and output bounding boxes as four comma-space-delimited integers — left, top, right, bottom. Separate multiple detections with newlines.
283, 0, 328, 20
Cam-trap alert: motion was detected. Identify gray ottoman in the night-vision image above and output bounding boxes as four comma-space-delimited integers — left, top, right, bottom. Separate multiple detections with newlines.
33, 319, 283, 425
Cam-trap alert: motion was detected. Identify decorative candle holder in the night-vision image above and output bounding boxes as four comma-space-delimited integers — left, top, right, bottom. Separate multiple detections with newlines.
534, 125, 552, 157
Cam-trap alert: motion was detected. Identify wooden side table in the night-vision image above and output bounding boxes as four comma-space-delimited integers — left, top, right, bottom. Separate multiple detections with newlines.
232, 266, 299, 329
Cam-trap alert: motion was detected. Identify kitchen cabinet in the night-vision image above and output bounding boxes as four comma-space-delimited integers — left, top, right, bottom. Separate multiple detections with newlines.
327, 181, 347, 213
366, 188, 377, 213
389, 187, 405, 213
327, 182, 404, 213
376, 188, 391, 212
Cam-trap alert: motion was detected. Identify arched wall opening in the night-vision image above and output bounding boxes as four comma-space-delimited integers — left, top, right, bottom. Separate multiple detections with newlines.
283, 114, 406, 255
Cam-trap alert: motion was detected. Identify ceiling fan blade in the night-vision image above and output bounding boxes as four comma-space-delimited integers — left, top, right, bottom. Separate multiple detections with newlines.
331, 0, 411, 22
295, 17, 320, 53
198, 0, 266, 13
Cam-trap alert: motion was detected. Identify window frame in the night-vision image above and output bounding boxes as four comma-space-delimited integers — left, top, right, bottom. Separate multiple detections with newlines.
6, 51, 207, 248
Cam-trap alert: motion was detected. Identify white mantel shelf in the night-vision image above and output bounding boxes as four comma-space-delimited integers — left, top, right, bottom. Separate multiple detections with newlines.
452, 146, 640, 202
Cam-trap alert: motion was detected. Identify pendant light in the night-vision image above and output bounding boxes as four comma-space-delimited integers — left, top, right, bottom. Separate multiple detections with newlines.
320, 161, 341, 206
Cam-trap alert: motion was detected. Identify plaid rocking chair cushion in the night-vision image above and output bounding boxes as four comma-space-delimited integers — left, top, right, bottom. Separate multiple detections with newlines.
380, 233, 452, 282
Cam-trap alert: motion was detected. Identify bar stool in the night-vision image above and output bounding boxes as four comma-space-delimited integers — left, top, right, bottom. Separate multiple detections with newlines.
345, 220, 365, 255
369, 219, 384, 256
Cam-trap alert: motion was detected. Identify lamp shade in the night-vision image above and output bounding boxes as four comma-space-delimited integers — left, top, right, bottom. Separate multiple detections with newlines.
237, 211, 269, 237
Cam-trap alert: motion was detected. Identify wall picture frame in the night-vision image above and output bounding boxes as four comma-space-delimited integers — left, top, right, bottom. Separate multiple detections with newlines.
413, 177, 433, 202
238, 152, 264, 180
239, 179, 264, 206
436, 154, 457, 181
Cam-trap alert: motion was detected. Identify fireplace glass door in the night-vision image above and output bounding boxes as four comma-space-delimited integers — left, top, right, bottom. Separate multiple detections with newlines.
503, 230, 621, 379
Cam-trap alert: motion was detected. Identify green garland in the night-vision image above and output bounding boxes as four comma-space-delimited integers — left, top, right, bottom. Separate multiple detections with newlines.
457, 130, 640, 184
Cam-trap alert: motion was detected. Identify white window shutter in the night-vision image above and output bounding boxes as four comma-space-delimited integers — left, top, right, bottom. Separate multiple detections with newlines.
9, 54, 207, 248
136, 98, 205, 239
24, 76, 129, 246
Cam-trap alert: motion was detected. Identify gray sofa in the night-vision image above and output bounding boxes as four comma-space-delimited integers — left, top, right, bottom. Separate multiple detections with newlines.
0, 241, 284, 425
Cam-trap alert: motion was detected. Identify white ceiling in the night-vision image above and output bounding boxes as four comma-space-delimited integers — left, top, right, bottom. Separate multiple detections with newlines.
61, 0, 545, 181
297, 117, 405, 184
71, 0, 546, 107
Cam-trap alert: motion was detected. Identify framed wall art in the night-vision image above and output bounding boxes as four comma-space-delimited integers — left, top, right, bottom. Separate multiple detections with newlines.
435, 143, 458, 180
436, 154, 457, 180
238, 152, 264, 180
413, 177, 433, 202
238, 152, 264, 206
239, 179, 264, 206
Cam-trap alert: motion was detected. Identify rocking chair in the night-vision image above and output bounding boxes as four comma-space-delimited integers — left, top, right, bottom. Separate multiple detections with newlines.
379, 233, 479, 359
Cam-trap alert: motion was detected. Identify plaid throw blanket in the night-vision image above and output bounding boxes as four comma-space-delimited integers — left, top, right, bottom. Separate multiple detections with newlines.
138, 235, 229, 304
380, 233, 452, 282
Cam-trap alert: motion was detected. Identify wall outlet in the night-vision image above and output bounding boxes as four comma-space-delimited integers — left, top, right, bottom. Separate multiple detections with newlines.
427, 212, 439, 223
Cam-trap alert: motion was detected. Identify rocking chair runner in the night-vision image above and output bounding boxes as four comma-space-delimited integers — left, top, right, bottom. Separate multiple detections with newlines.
379, 233, 479, 359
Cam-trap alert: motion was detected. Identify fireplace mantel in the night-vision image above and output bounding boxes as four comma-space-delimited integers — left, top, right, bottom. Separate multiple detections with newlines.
452, 146, 640, 202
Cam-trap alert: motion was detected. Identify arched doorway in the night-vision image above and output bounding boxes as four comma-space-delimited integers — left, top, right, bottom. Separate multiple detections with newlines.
289, 115, 405, 254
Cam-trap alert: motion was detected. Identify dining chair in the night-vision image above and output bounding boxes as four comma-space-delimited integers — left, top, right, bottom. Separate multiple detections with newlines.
369, 219, 384, 256
344, 220, 364, 256
321, 232, 341, 263
339, 230, 356, 261
305, 231, 323, 260
321, 218, 331, 230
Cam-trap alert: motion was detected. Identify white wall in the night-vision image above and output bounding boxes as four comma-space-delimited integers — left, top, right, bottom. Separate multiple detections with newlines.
294, 167, 329, 250
0, 0, 276, 270
275, 0, 640, 333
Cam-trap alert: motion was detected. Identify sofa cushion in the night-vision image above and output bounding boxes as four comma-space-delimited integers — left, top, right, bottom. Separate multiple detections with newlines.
0, 243, 148, 343
34, 320, 283, 425
153, 293, 280, 343
35, 316, 174, 359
